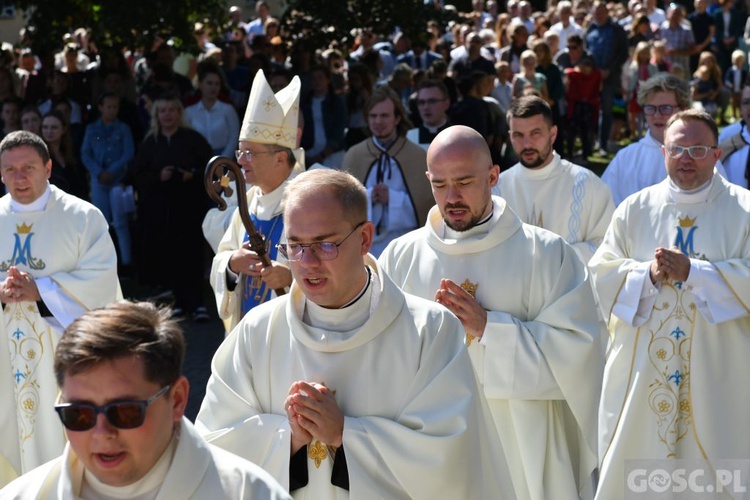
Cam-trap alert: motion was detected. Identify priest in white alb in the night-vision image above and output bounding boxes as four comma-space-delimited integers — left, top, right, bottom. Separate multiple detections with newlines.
0, 131, 121, 487
208, 70, 304, 330
496, 95, 614, 263
600, 73, 730, 206
196, 169, 514, 499
379, 126, 602, 500
590, 109, 750, 500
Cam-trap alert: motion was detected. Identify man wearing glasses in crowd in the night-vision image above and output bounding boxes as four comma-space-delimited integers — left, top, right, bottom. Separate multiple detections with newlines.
1, 301, 291, 498
196, 169, 514, 498
601, 73, 725, 206
406, 79, 452, 151
591, 109, 750, 500
207, 70, 304, 331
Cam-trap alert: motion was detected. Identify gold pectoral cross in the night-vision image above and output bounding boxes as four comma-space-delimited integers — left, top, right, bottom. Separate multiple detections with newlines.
459, 279, 479, 346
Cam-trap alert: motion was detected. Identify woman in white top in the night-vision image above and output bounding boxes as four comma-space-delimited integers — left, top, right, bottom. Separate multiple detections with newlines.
184, 61, 239, 157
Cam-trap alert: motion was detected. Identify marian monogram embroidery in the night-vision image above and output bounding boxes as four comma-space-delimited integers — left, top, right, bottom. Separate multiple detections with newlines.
674, 215, 707, 260
1, 223, 46, 271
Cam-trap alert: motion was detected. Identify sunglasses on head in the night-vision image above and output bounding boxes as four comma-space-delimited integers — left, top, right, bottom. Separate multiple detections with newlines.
54, 385, 171, 431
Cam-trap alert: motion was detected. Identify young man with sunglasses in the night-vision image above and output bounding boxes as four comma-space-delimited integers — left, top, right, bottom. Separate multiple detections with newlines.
590, 109, 750, 500
196, 169, 514, 498
1, 301, 290, 499
601, 73, 727, 205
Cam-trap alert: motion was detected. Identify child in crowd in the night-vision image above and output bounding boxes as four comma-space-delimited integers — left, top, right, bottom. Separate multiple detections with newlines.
650, 40, 670, 73
724, 49, 748, 122
564, 58, 601, 160
692, 64, 719, 117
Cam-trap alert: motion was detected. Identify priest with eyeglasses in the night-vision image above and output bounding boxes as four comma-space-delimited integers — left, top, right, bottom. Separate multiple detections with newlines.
196, 169, 514, 499
590, 109, 750, 500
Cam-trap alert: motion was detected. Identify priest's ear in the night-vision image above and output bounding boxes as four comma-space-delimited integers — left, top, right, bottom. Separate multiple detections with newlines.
359, 221, 375, 256
489, 163, 500, 187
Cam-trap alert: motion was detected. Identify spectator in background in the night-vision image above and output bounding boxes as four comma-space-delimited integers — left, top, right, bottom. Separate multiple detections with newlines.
38, 71, 83, 125
246, 0, 271, 42
42, 110, 87, 200
1, 97, 21, 139
345, 63, 374, 149
491, 60, 514, 114
554, 34, 594, 71
713, 0, 744, 74
133, 94, 212, 321
586, 1, 629, 154
688, 0, 716, 74
549, 1, 584, 49
512, 50, 549, 100
564, 58, 601, 161
407, 79, 452, 150
184, 62, 239, 157
301, 64, 347, 167
81, 92, 135, 271
724, 49, 747, 122
20, 105, 41, 135
448, 32, 495, 80
497, 22, 529, 74
658, 4, 695, 79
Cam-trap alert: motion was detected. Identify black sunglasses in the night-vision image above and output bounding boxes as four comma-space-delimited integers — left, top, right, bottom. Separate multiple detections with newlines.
54, 385, 171, 431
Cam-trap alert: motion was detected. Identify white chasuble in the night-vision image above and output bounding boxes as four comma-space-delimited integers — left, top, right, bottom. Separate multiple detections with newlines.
496, 153, 615, 263
379, 197, 603, 500
590, 175, 750, 500
196, 257, 513, 499
0, 186, 120, 486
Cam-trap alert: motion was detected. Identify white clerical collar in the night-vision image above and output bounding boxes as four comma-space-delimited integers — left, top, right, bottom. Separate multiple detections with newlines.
303, 266, 380, 332
250, 172, 294, 219
667, 175, 714, 204
10, 183, 51, 213
442, 211, 493, 240
81, 434, 177, 500
425, 119, 448, 134
517, 152, 560, 180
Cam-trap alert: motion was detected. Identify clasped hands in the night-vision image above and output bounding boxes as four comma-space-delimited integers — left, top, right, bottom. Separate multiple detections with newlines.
228, 242, 291, 290
285, 381, 344, 455
435, 278, 487, 339
650, 246, 690, 284
0, 266, 41, 304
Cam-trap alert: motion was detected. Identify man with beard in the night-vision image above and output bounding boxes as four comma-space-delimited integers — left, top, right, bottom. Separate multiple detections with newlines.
495, 96, 614, 263
343, 87, 431, 256
379, 125, 602, 499
601, 72, 726, 205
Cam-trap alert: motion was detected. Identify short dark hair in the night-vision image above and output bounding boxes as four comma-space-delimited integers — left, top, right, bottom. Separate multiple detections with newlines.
507, 94, 553, 127
0, 130, 50, 163
96, 91, 118, 106
54, 301, 185, 388
417, 79, 449, 100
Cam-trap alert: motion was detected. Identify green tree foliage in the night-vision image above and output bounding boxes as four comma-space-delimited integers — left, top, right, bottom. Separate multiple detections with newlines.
10, 0, 227, 53
282, 0, 456, 53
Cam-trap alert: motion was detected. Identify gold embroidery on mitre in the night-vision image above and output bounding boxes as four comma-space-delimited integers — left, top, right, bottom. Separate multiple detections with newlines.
308, 440, 327, 468
460, 279, 479, 346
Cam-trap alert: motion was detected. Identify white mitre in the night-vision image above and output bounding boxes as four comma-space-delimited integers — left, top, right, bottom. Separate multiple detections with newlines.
240, 69, 304, 166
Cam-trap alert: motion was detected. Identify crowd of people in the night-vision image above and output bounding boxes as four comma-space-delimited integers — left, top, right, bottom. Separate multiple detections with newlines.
2, 0, 750, 498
